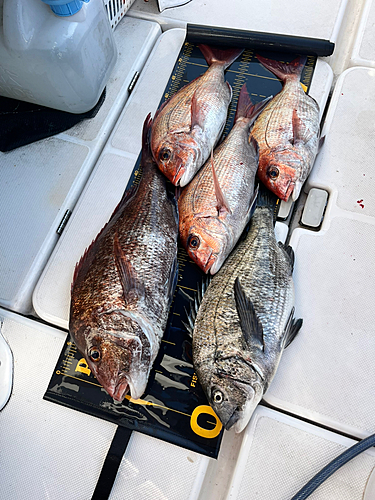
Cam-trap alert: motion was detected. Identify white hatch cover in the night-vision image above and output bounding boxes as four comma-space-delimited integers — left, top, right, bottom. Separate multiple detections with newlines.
228, 407, 375, 500
264, 67, 375, 439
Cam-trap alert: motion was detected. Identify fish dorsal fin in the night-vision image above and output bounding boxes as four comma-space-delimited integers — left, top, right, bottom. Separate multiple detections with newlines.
72, 187, 139, 290
113, 232, 145, 305
114, 184, 139, 215
234, 277, 264, 351
182, 276, 211, 337
167, 256, 179, 308
210, 149, 232, 217
153, 96, 172, 123
283, 307, 303, 349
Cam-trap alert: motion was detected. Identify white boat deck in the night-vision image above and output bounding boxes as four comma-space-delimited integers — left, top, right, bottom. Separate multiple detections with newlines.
1, 0, 375, 499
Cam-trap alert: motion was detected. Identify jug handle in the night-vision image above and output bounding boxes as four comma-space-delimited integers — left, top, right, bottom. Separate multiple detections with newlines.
3, 0, 45, 51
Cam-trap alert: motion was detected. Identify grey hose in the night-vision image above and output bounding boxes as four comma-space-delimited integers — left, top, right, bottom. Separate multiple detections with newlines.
291, 432, 375, 500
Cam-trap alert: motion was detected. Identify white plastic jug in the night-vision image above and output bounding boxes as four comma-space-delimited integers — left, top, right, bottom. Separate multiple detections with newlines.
0, 0, 118, 113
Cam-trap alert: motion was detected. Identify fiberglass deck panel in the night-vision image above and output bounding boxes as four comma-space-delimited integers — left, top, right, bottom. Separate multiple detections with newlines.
0, 17, 160, 315
264, 66, 375, 439
350, 0, 375, 68
0, 308, 117, 500
128, 0, 348, 44
228, 407, 375, 500
0, 309, 210, 500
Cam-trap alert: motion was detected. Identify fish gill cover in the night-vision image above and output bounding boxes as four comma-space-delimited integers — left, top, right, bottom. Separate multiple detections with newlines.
44, 41, 316, 459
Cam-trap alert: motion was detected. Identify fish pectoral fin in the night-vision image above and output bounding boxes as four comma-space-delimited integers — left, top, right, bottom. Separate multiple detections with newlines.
290, 109, 314, 145
210, 149, 232, 216
283, 307, 303, 349
278, 241, 295, 272
113, 232, 145, 304
190, 89, 207, 131
234, 277, 264, 351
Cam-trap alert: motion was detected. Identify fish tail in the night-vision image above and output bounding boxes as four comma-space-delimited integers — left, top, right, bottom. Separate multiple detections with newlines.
256, 54, 307, 82
198, 44, 244, 70
257, 184, 279, 222
234, 84, 272, 125
142, 112, 153, 158
141, 112, 157, 174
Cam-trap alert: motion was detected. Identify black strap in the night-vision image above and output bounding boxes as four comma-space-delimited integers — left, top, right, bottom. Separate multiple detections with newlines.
91, 426, 132, 500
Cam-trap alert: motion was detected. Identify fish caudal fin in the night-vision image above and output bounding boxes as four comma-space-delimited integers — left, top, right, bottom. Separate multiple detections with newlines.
198, 44, 244, 70
256, 184, 280, 223
234, 84, 273, 125
256, 183, 278, 208
256, 54, 307, 82
142, 112, 153, 157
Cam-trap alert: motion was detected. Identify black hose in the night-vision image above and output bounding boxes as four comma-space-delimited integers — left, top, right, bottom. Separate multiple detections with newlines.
291, 432, 375, 500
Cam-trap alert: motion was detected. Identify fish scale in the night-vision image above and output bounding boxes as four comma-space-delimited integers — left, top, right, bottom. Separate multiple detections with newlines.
191, 189, 301, 433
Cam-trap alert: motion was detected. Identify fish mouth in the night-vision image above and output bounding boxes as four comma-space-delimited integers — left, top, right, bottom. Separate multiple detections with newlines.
172, 161, 186, 186
224, 406, 240, 431
112, 377, 129, 402
279, 179, 295, 202
202, 253, 216, 274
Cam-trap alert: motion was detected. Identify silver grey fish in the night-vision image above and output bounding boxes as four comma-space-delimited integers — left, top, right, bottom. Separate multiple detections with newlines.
69, 114, 179, 402
187, 187, 302, 432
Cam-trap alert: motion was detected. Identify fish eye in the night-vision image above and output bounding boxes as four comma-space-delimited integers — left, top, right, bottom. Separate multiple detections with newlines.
187, 234, 200, 250
89, 347, 101, 362
159, 148, 171, 162
213, 390, 224, 404
267, 165, 280, 179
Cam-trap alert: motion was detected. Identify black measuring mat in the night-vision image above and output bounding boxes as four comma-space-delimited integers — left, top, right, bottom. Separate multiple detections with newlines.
44, 39, 318, 463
